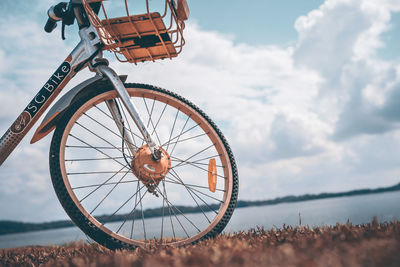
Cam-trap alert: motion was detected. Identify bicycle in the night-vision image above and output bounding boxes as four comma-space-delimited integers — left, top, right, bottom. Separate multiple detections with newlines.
0, 0, 238, 249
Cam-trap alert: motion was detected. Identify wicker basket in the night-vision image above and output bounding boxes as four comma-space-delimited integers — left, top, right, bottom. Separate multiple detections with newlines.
83, 0, 189, 64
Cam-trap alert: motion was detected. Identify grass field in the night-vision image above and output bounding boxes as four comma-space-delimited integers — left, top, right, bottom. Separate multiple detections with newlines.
1, 219, 399, 266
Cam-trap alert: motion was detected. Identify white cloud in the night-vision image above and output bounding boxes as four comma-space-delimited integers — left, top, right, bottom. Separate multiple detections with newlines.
292, 0, 400, 140
113, 24, 327, 164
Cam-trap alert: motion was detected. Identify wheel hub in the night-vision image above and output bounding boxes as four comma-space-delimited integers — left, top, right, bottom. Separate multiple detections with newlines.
131, 145, 171, 188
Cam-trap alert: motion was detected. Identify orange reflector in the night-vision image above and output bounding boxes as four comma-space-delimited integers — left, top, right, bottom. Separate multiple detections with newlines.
208, 158, 217, 192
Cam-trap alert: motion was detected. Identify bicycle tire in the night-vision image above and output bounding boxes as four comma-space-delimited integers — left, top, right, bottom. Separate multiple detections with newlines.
49, 83, 238, 249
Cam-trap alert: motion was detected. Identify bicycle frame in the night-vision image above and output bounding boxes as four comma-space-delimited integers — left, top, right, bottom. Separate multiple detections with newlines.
0, 25, 157, 166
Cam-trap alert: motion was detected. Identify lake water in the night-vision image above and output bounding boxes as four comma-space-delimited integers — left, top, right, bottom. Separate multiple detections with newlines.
1, 191, 399, 249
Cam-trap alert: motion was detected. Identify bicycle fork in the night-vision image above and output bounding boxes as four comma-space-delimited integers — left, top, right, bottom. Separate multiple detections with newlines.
96, 64, 166, 196
95, 64, 159, 159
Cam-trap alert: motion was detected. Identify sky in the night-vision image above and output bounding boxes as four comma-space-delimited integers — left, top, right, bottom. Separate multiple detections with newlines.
0, 0, 400, 222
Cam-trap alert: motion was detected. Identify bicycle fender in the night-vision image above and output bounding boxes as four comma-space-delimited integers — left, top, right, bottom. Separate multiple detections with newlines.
30, 74, 128, 144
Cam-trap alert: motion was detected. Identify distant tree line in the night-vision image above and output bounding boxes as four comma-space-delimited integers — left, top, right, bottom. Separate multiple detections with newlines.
1, 182, 399, 235
235, 182, 400, 208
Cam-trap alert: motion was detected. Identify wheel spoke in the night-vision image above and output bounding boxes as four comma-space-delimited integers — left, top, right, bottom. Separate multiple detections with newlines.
160, 179, 166, 243
67, 170, 131, 175
169, 169, 220, 215
171, 155, 224, 168
166, 108, 180, 153
73, 179, 138, 190
165, 176, 224, 204
116, 98, 138, 148
83, 111, 137, 150
171, 154, 227, 180
130, 181, 140, 239
163, 178, 225, 193
138, 181, 147, 243
154, 186, 201, 233
166, 132, 209, 147
169, 169, 212, 223
116, 183, 147, 234
89, 170, 131, 215
66, 145, 123, 149
160, 188, 190, 239
162, 119, 201, 153
66, 156, 125, 162
151, 101, 168, 140
68, 134, 129, 169
143, 97, 164, 146
172, 144, 216, 169
100, 184, 147, 224
94, 103, 145, 143
139, 98, 156, 147
162, 179, 177, 241
74, 121, 130, 159
78, 164, 130, 202
57, 86, 235, 248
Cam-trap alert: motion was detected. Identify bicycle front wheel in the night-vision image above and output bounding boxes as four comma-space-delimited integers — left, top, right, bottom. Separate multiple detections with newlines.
49, 83, 238, 249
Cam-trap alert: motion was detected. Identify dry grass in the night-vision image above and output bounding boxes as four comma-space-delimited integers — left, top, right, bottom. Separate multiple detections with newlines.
1, 219, 399, 267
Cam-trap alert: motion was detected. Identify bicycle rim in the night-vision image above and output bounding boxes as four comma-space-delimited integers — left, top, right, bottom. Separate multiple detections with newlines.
50, 84, 238, 249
